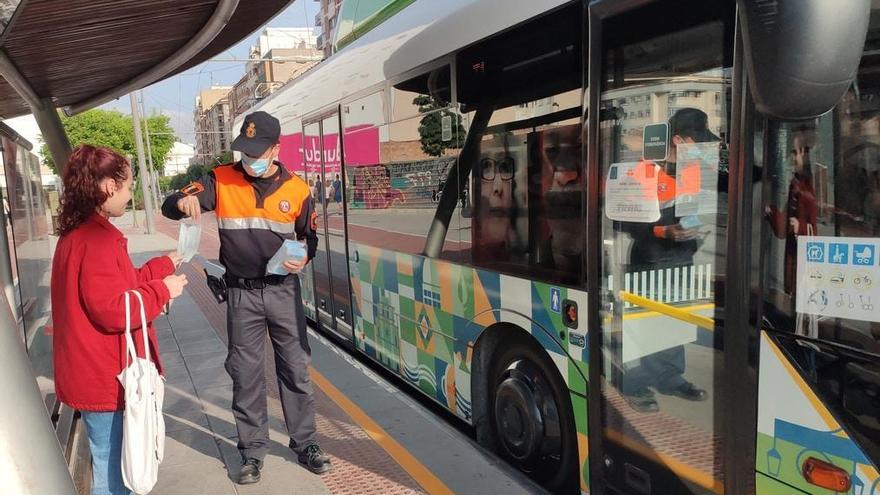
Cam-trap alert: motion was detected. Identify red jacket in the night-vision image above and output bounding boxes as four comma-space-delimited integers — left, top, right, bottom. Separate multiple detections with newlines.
51, 214, 173, 411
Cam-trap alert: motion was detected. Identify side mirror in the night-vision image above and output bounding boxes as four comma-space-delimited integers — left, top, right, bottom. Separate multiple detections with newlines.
737, 0, 871, 120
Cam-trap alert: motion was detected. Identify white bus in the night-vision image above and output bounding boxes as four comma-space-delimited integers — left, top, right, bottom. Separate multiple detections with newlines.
236, 1, 880, 493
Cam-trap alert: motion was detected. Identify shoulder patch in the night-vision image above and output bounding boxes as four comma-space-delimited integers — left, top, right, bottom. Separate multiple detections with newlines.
310, 211, 318, 230
180, 182, 204, 196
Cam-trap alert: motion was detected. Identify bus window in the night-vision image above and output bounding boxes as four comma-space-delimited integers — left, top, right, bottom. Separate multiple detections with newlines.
761, 81, 880, 356
454, 5, 584, 286
461, 94, 584, 286
344, 67, 464, 260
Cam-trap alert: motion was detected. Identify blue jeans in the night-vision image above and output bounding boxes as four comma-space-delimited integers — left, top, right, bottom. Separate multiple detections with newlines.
82, 411, 131, 495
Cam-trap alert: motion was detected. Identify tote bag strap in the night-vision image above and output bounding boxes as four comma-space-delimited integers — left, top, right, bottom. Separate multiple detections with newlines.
126, 290, 151, 361
123, 291, 138, 367
124, 290, 151, 362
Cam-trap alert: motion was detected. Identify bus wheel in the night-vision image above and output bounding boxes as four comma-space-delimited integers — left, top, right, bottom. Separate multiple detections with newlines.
489, 337, 578, 494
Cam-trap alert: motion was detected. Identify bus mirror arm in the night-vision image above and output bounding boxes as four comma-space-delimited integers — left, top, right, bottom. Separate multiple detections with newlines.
737, 0, 871, 120
423, 102, 494, 258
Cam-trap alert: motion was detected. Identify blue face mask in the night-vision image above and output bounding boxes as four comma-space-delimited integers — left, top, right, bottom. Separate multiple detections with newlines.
241, 154, 270, 176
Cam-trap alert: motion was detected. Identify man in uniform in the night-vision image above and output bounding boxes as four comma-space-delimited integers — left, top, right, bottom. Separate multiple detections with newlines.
618, 108, 714, 413
161, 111, 331, 484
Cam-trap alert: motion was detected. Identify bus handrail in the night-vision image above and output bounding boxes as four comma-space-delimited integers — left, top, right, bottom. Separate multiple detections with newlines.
618, 291, 715, 331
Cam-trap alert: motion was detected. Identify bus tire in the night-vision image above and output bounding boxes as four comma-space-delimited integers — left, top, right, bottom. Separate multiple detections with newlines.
487, 333, 579, 494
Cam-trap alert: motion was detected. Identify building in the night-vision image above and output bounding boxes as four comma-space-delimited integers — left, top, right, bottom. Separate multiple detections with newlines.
193, 86, 233, 164
229, 29, 322, 120
314, 0, 343, 58
164, 141, 195, 176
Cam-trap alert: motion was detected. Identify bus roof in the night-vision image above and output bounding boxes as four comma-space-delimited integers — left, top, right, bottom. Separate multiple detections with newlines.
240, 0, 572, 131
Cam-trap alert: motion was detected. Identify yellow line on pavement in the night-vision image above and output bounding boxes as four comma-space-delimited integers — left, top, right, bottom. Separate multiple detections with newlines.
310, 368, 454, 495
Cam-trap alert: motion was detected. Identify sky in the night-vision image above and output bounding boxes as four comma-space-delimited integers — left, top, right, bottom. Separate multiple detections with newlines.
7, 1, 316, 149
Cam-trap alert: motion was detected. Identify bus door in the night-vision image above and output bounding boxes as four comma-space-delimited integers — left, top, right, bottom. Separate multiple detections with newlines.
750, 6, 880, 492
590, 1, 735, 493
320, 111, 354, 339
302, 114, 354, 341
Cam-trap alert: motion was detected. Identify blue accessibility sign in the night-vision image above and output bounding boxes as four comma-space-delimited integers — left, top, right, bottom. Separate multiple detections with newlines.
853, 244, 875, 266
829, 243, 849, 265
806, 242, 825, 263
550, 287, 561, 313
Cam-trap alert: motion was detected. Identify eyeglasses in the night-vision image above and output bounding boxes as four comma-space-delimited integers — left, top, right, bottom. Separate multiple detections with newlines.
480, 157, 515, 181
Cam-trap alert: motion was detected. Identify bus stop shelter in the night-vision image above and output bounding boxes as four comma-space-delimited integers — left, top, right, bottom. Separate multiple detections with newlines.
0, 1, 293, 493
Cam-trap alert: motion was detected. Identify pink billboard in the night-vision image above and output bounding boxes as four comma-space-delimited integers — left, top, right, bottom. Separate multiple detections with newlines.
279, 125, 379, 175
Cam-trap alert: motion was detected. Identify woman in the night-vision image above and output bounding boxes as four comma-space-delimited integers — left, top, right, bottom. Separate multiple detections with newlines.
51, 145, 187, 495
766, 133, 819, 298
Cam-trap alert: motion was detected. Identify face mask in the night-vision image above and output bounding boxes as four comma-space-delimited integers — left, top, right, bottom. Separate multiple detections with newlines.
242, 154, 270, 176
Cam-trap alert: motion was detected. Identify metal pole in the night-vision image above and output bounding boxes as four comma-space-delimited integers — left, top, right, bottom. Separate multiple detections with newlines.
0, 282, 76, 494
139, 97, 161, 207
32, 99, 72, 176
129, 93, 155, 234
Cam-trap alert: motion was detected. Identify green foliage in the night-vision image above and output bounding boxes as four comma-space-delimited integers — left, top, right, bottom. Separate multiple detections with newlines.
414, 95, 465, 157
40, 109, 177, 175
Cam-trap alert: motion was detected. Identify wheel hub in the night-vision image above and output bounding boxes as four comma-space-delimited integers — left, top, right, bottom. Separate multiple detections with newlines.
493, 359, 562, 468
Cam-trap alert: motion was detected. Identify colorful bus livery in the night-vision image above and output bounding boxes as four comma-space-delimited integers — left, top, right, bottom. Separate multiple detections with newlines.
236, 0, 880, 493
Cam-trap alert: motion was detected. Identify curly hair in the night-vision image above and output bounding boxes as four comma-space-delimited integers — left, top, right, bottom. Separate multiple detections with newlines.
57, 145, 129, 236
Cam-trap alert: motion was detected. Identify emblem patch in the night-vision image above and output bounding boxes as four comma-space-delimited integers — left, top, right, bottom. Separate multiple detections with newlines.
310, 211, 318, 230
279, 200, 291, 213
246, 122, 256, 138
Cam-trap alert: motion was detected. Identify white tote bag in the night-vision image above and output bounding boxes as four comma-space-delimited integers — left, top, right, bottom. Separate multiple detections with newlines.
117, 290, 165, 494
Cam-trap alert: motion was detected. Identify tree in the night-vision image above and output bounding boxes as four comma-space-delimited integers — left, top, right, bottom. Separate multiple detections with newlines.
144, 114, 176, 174
414, 95, 466, 157
40, 109, 177, 175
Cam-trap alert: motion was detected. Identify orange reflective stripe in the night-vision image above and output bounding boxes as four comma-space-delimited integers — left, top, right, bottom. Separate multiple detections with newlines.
213, 165, 310, 225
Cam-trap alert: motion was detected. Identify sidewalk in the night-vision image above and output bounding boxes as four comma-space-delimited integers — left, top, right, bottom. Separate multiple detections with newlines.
109, 211, 544, 495
116, 214, 425, 495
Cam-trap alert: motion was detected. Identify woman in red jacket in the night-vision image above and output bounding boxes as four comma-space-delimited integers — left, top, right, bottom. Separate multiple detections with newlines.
51, 145, 187, 495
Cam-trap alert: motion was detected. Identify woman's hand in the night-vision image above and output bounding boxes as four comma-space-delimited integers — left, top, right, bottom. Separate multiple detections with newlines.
167, 252, 183, 267
163, 274, 188, 299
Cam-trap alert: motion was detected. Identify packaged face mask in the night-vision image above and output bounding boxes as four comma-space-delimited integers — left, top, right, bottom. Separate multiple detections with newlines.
177, 217, 201, 263
266, 239, 307, 275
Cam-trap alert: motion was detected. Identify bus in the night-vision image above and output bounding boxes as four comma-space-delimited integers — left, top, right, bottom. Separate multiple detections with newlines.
236, 1, 880, 493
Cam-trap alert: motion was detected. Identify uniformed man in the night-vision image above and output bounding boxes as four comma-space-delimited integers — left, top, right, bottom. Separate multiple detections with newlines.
618, 108, 714, 413
161, 111, 331, 484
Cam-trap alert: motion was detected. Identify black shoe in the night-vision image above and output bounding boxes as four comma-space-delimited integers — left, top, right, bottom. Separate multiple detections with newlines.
237, 457, 262, 485
623, 388, 659, 413
661, 382, 708, 401
297, 443, 332, 474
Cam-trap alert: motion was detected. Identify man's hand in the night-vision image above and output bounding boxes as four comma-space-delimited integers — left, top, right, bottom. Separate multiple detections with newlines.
177, 195, 201, 220
667, 224, 698, 241
788, 217, 800, 235
282, 257, 308, 274
167, 252, 183, 267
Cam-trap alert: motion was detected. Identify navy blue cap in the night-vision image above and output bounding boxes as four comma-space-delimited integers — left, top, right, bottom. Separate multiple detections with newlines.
231, 111, 281, 157
668, 108, 720, 143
